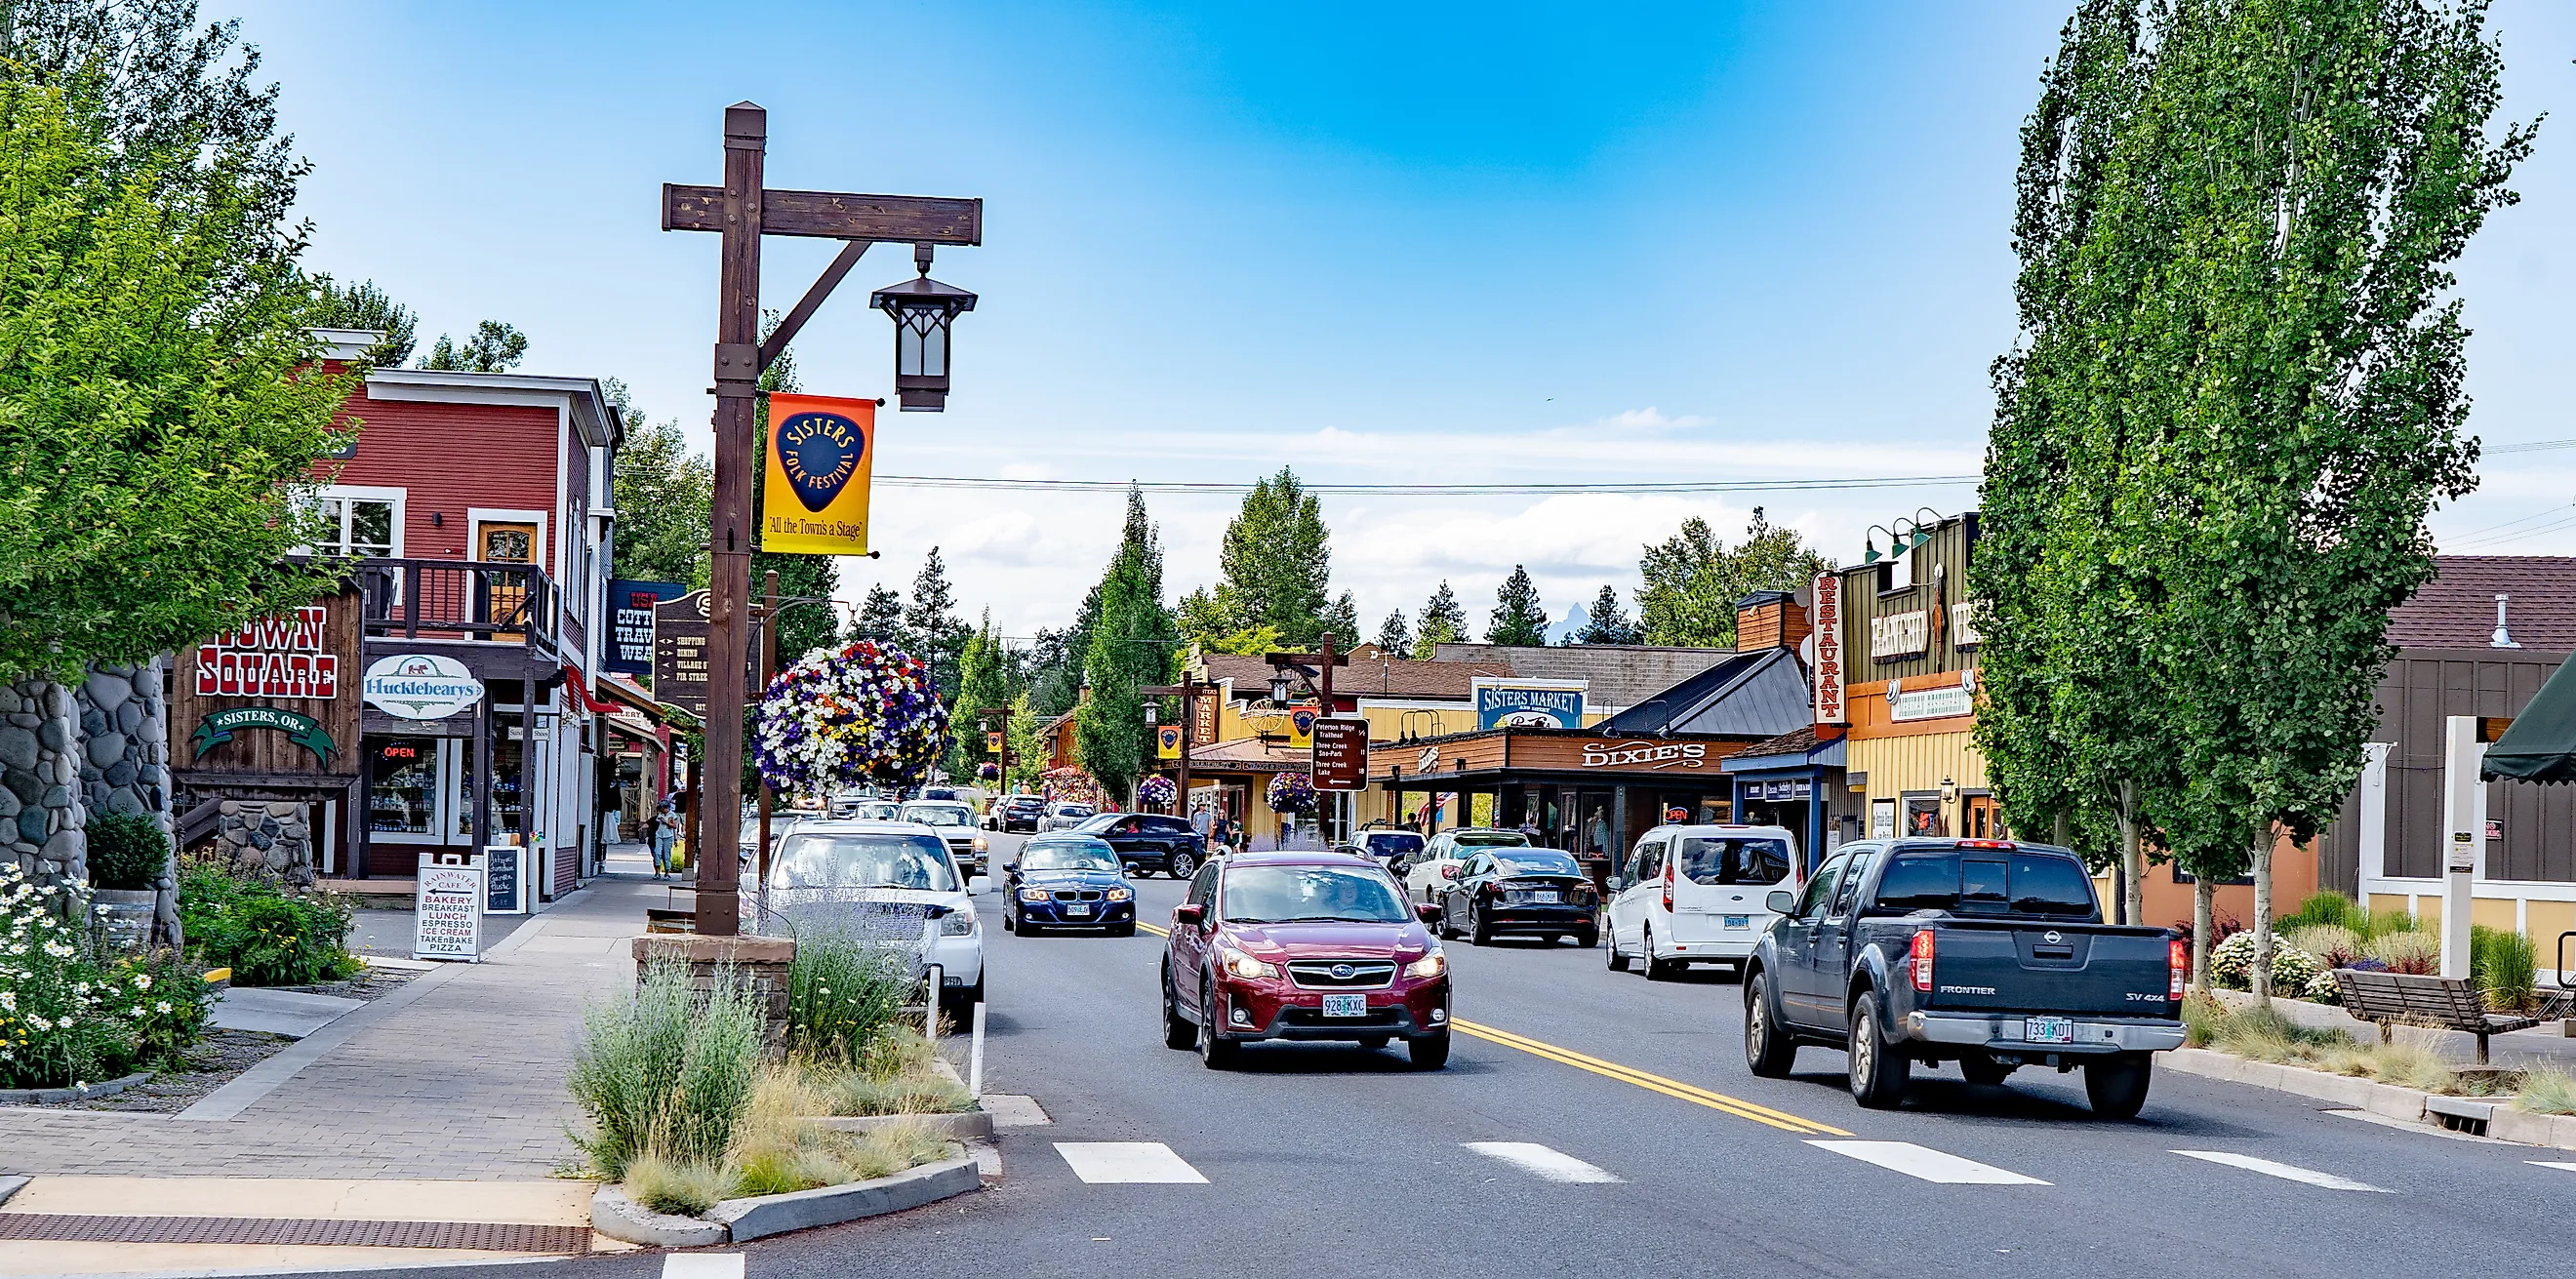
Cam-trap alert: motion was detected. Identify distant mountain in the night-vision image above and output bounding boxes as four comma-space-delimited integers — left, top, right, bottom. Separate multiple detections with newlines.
1545, 602, 1588, 645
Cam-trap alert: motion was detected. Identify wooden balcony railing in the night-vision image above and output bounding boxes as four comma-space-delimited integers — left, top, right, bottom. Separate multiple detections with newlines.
358, 558, 560, 654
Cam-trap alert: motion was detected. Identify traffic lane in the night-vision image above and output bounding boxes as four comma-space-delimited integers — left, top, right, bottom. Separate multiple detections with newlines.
1428, 923, 2576, 1274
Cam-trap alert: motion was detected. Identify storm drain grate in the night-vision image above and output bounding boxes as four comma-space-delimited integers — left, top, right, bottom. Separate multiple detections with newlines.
0, 1214, 594, 1253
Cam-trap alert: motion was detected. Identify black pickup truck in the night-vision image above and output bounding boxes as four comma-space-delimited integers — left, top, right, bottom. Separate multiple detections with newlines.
1743, 838, 2186, 1117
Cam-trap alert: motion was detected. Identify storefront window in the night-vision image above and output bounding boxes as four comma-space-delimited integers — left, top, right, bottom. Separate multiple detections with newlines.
369, 739, 436, 834
1902, 793, 1945, 838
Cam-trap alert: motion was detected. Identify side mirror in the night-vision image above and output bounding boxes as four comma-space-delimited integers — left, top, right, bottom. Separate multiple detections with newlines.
1416, 903, 1441, 925
967, 875, 992, 896
1766, 890, 1797, 915
1608, 876, 1630, 892
1174, 903, 1206, 930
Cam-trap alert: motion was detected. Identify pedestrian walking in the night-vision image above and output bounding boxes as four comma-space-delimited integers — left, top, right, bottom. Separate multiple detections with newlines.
651, 802, 679, 879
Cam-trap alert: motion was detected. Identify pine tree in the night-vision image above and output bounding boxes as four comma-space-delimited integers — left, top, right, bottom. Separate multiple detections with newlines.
1374, 610, 1412, 655
847, 584, 905, 643
1573, 584, 1643, 645
1215, 467, 1333, 646
1486, 566, 1550, 647
1412, 581, 1466, 659
1323, 591, 1359, 649
905, 547, 971, 701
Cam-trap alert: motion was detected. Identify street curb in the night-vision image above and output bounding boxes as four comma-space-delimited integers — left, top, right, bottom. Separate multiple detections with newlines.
814, 1110, 993, 1141
587, 1150, 982, 1248
0, 1068, 151, 1106
0, 1174, 25, 1207
2162, 1047, 2576, 1147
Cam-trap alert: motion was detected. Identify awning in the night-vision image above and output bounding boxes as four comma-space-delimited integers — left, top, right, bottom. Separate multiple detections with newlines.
2483, 659, 2576, 782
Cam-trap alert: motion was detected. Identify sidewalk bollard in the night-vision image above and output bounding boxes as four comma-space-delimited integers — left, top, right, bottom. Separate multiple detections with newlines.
969, 999, 986, 1097
925, 964, 943, 1043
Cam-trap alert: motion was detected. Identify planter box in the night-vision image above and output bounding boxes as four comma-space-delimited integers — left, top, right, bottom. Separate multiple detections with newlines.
589, 1148, 982, 1248
814, 1110, 993, 1142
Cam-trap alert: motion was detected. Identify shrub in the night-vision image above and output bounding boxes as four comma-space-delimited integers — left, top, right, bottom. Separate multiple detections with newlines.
85, 814, 169, 893
2283, 892, 2361, 932
802, 1026, 973, 1116
177, 857, 358, 986
2303, 969, 2344, 1006
2359, 905, 2420, 939
0, 863, 210, 1088
2470, 925, 2538, 1012
2365, 930, 2439, 976
623, 1149, 732, 1218
2207, 932, 2322, 992
2284, 924, 2365, 970
2516, 1067, 2576, 1116
568, 959, 764, 1179
784, 930, 915, 1064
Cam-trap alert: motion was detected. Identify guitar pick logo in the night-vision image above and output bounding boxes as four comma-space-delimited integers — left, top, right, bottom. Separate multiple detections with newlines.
776, 411, 865, 512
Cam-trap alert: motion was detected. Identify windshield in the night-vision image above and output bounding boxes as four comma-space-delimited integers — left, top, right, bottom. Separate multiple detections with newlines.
1871, 851, 2096, 917
1221, 865, 1412, 924
1454, 831, 1530, 849
1363, 833, 1425, 858
1018, 838, 1120, 873
1675, 836, 1793, 886
769, 833, 959, 892
1495, 851, 1583, 876
903, 805, 973, 827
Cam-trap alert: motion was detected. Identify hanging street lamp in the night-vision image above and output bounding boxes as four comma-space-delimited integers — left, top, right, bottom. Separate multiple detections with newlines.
870, 242, 979, 412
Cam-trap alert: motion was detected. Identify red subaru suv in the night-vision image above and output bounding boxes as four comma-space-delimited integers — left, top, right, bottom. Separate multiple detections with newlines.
1160, 852, 1452, 1069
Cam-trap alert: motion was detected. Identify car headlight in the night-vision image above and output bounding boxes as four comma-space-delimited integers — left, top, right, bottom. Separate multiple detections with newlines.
940, 910, 978, 936
1221, 947, 1276, 979
1403, 951, 1447, 979
1018, 887, 1050, 902
1106, 887, 1132, 901
972, 836, 988, 851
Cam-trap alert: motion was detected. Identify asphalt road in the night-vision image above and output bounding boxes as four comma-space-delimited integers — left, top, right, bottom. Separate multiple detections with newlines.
355, 839, 2576, 1279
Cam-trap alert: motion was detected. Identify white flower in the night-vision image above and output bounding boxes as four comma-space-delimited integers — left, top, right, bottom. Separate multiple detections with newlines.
155, 1001, 172, 1014
134, 975, 150, 991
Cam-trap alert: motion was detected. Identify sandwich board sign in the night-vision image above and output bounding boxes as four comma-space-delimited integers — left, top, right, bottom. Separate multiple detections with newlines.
413, 851, 485, 962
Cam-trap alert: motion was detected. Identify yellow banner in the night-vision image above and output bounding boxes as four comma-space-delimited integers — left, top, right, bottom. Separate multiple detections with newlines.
1287, 702, 1317, 749
761, 394, 876, 555
1156, 725, 1182, 759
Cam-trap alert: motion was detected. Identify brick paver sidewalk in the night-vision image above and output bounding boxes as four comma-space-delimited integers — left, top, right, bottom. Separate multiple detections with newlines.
0, 871, 665, 1179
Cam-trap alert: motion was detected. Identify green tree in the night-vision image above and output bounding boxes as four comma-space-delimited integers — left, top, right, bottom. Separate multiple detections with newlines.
1635, 508, 1831, 649
1486, 566, 1550, 647
950, 613, 1012, 779
903, 547, 970, 701
608, 412, 710, 588
1573, 584, 1643, 645
846, 584, 904, 644
304, 275, 417, 366
420, 320, 528, 373
0, 75, 352, 681
1374, 609, 1411, 655
1412, 580, 1466, 659
1076, 545, 1163, 802
1323, 591, 1359, 649
1214, 467, 1333, 646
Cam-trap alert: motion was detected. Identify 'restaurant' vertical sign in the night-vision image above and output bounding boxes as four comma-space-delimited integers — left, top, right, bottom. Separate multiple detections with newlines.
760, 394, 877, 555
1811, 572, 1845, 725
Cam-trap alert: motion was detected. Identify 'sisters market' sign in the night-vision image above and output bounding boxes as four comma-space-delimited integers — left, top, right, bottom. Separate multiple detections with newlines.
196, 607, 337, 699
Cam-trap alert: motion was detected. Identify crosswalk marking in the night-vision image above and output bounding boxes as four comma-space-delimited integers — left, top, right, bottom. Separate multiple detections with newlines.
663, 1256, 745, 1279
1806, 1139, 2050, 1184
1465, 1141, 1624, 1183
2172, 1150, 2390, 1192
1056, 1140, 1210, 1183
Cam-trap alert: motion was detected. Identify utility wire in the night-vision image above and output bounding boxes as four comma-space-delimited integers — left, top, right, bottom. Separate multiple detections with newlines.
871, 473, 1980, 496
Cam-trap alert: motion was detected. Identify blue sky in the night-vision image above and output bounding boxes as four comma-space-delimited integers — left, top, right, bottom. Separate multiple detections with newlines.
235, 1, 2576, 640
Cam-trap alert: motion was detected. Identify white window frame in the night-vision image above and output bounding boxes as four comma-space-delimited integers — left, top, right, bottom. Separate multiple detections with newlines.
308, 484, 406, 559
466, 507, 549, 570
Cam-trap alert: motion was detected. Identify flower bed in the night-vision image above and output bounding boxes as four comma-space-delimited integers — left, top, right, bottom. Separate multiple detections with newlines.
177, 856, 361, 987
0, 863, 210, 1091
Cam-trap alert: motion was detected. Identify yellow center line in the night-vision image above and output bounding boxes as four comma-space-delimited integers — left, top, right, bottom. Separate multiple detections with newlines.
1138, 921, 1169, 937
1452, 1018, 1852, 1137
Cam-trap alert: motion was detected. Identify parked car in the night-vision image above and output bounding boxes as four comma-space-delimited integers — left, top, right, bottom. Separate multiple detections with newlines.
1043, 802, 1096, 831
850, 799, 903, 821
1075, 811, 1207, 880
1158, 852, 1451, 1069
1000, 834, 1136, 936
900, 801, 988, 876
1393, 828, 1532, 904
1743, 837, 2187, 1116
986, 794, 1048, 833
1606, 823, 1799, 979
738, 814, 805, 868
1333, 830, 1425, 865
1436, 847, 1598, 947
752, 819, 989, 1019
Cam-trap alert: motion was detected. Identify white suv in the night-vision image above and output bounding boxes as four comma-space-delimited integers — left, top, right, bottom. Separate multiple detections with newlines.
1605, 824, 1798, 979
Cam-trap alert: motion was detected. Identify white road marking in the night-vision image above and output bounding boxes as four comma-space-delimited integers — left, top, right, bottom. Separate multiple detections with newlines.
1055, 1140, 1210, 1183
2172, 1150, 2391, 1192
2528, 1161, 2576, 1174
663, 1256, 745, 1279
1806, 1139, 2050, 1184
1464, 1141, 1625, 1183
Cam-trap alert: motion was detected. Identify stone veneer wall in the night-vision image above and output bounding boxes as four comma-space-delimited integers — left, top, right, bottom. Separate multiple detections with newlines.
205, 799, 315, 890
73, 658, 177, 939
1, 677, 87, 902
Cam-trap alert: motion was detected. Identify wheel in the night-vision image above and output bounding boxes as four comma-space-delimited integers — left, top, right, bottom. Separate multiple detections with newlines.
1408, 1031, 1451, 1070
1606, 930, 1630, 971
1960, 1054, 2014, 1087
1168, 850, 1198, 881
1435, 899, 1459, 941
1108, 920, 1137, 939
1197, 979, 1238, 1069
1358, 1036, 1390, 1051
1161, 964, 1195, 1050
1469, 899, 1494, 947
2084, 1053, 2153, 1118
1744, 971, 1797, 1078
999, 909, 1016, 933
1572, 931, 1597, 949
1847, 991, 1911, 1109
1642, 926, 1678, 980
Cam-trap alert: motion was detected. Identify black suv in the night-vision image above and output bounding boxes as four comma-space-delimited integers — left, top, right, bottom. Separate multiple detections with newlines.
1076, 812, 1207, 880
990, 795, 1048, 833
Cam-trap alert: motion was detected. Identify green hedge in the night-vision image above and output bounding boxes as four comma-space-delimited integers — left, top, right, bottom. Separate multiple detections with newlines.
178, 858, 360, 986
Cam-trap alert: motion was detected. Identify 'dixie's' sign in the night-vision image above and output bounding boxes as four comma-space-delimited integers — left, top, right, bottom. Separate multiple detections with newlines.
196, 606, 337, 699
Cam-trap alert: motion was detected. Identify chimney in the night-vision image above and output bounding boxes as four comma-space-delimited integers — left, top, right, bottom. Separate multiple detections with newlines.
2493, 593, 2520, 649
1734, 590, 1810, 653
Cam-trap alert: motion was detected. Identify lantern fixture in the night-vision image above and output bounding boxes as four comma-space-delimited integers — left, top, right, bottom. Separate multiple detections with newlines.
1269, 671, 1294, 706
1144, 702, 1157, 726
869, 241, 978, 412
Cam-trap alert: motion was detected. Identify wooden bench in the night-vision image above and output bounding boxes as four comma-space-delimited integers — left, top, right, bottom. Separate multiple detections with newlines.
2330, 969, 2543, 1063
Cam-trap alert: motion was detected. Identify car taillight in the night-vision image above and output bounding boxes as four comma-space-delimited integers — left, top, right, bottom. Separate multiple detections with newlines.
1662, 859, 1674, 913
1911, 929, 1935, 992
1440, 865, 1460, 880
2169, 938, 2188, 1001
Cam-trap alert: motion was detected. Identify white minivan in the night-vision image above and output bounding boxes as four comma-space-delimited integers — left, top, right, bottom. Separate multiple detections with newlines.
1604, 824, 1798, 979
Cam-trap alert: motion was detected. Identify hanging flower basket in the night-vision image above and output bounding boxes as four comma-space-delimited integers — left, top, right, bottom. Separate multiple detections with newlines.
1136, 775, 1177, 811
1041, 766, 1107, 811
977, 761, 1002, 781
1267, 771, 1317, 815
754, 640, 951, 794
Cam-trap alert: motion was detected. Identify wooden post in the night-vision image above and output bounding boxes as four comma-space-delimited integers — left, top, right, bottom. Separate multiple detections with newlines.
755, 569, 779, 893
